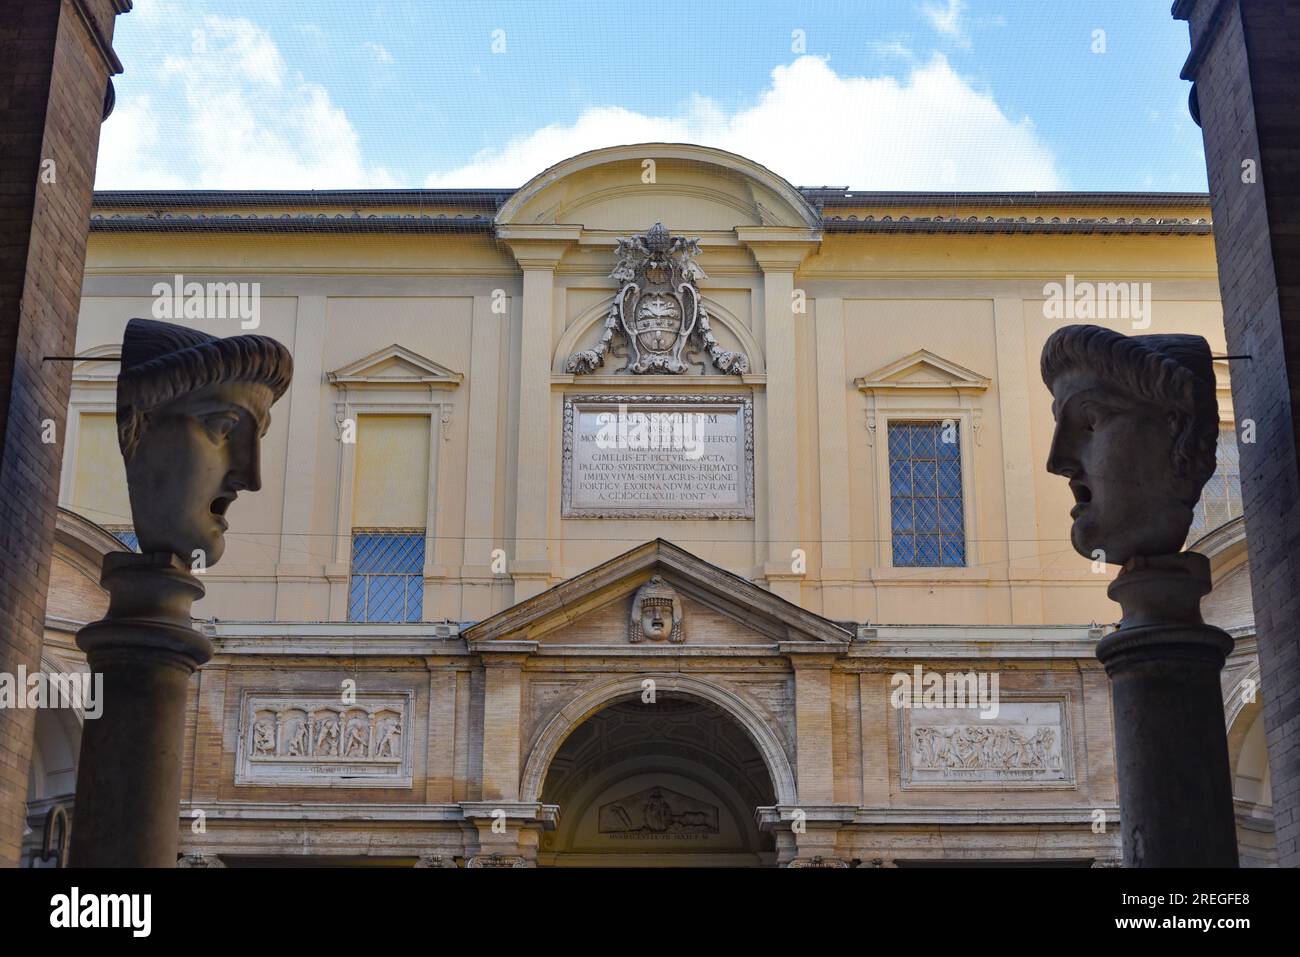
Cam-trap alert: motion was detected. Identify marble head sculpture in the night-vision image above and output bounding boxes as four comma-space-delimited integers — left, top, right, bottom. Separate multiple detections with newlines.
1041, 324, 1219, 565
116, 318, 293, 567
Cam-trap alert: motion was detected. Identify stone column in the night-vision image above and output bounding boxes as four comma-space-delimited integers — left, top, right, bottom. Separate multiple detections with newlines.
500, 228, 578, 601
68, 553, 212, 867
1096, 552, 1238, 867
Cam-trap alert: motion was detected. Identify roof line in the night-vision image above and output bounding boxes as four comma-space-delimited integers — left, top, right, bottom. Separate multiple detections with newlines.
90, 188, 1211, 209
88, 214, 497, 234
91, 189, 512, 208
808, 190, 1210, 206
822, 219, 1211, 235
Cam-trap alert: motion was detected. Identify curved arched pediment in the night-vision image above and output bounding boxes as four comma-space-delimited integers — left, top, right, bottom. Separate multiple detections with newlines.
496, 143, 820, 232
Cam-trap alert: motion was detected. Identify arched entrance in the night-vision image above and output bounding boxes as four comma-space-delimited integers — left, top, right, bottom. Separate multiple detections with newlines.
536, 694, 778, 867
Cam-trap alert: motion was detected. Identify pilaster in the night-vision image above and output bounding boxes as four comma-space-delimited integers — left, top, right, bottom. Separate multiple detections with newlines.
740, 229, 819, 601
501, 228, 578, 601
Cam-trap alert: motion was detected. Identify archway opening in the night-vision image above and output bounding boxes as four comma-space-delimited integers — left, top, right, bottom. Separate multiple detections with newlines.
1228, 697, 1276, 867
537, 694, 777, 867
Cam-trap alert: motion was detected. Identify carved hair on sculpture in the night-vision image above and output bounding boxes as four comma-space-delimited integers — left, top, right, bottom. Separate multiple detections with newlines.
1040, 323, 1219, 564
116, 318, 293, 567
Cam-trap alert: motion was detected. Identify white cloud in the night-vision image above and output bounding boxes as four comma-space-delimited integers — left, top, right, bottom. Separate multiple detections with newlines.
96, 94, 189, 190
872, 40, 915, 60
425, 55, 1063, 191
96, 15, 394, 189
362, 41, 394, 64
921, 0, 970, 48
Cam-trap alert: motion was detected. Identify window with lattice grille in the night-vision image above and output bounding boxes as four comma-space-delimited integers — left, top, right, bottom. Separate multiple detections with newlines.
348, 530, 424, 623
888, 421, 966, 567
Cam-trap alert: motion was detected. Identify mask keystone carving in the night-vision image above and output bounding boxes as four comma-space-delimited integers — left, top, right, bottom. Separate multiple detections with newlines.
629, 575, 684, 643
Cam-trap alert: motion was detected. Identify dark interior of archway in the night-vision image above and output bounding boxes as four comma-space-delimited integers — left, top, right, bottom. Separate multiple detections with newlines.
541, 695, 777, 849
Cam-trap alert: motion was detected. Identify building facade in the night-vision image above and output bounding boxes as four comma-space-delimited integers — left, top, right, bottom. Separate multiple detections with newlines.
28, 144, 1272, 866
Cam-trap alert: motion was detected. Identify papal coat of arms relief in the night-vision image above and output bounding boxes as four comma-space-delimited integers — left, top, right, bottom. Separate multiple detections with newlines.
565, 222, 749, 376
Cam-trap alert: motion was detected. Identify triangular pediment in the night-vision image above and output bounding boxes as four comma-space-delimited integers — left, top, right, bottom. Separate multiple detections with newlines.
854, 349, 990, 392
327, 344, 462, 387
463, 539, 852, 648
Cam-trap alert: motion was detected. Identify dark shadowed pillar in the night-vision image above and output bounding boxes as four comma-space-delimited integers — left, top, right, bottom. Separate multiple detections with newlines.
1098, 553, 1238, 866
1174, 0, 1300, 869
68, 554, 210, 868
0, 0, 128, 866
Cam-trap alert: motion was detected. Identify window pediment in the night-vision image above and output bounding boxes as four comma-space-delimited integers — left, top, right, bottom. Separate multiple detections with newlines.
854, 350, 990, 393
71, 344, 125, 386
328, 344, 463, 389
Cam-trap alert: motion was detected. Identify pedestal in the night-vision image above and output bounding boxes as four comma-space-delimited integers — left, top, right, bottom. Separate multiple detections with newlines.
68, 552, 211, 868
1097, 552, 1238, 867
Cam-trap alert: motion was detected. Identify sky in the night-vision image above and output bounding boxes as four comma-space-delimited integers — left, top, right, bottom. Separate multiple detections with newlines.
96, 0, 1209, 193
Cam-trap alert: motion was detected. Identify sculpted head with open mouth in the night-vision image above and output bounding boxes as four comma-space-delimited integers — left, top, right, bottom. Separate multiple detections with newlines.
1041, 324, 1219, 566
116, 318, 293, 568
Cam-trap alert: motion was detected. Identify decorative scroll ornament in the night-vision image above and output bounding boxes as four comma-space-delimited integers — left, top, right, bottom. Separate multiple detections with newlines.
566, 222, 749, 376
629, 575, 684, 643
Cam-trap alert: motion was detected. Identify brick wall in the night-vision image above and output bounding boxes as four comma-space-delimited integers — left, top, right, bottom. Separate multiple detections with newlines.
0, 0, 122, 866
1176, 0, 1300, 867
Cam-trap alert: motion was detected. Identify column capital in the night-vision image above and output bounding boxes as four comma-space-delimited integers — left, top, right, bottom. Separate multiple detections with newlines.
779, 641, 849, 665
499, 225, 582, 269
735, 226, 820, 270
460, 801, 559, 828
468, 639, 537, 664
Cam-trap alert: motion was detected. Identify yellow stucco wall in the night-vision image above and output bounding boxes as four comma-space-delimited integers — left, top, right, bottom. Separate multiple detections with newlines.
72, 145, 1224, 629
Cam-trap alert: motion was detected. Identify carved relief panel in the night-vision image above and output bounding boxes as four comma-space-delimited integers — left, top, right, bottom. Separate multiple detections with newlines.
599, 785, 719, 837
899, 698, 1074, 789
235, 692, 414, 787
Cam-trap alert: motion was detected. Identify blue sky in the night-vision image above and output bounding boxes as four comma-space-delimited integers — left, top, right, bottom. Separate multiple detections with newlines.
97, 1, 1208, 191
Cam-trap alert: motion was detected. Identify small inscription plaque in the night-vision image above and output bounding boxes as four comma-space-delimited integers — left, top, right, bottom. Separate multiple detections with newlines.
562, 394, 754, 518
